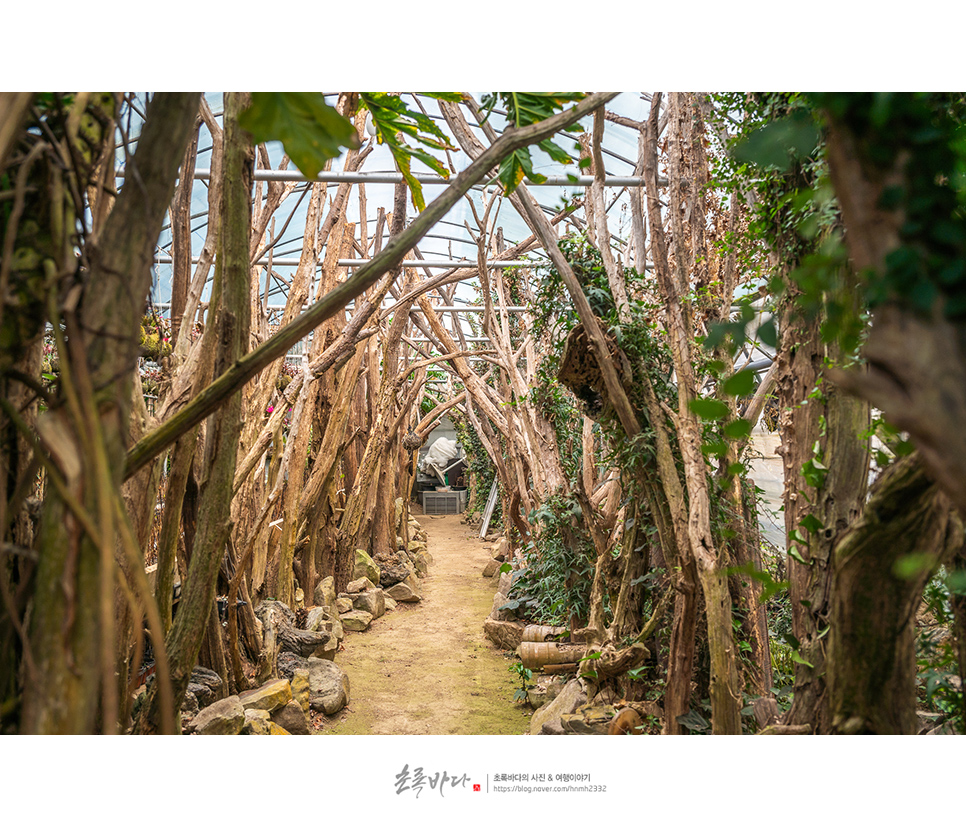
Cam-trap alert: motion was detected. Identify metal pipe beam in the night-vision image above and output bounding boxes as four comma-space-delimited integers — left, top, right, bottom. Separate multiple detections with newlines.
149, 301, 529, 314
123, 167, 650, 188
742, 358, 774, 373
409, 336, 491, 342
153, 255, 541, 269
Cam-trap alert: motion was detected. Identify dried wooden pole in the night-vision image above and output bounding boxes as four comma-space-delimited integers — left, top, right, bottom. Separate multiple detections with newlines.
134, 92, 252, 734
124, 91, 620, 481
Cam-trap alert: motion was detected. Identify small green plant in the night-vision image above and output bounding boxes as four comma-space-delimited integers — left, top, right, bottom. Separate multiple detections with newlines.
914, 567, 966, 734
501, 493, 597, 625
509, 660, 535, 708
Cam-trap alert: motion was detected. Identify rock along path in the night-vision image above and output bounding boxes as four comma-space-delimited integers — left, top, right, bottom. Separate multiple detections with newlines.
318, 513, 531, 735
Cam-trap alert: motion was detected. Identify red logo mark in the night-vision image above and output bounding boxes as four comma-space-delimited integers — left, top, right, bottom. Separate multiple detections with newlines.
473, 784, 481, 792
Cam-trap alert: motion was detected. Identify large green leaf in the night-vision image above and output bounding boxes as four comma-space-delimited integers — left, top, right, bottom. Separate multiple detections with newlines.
360, 92, 458, 211
496, 92, 586, 128
724, 418, 753, 439
498, 146, 546, 195
480, 92, 588, 195
239, 92, 360, 180
757, 318, 779, 347
419, 92, 464, 103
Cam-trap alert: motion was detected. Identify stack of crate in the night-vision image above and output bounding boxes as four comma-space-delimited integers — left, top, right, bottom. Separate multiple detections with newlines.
421, 490, 466, 515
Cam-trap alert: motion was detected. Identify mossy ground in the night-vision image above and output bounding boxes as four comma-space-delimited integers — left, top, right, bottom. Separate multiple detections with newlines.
317, 513, 531, 735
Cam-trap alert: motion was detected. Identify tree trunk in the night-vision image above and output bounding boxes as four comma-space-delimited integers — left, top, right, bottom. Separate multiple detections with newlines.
21, 92, 199, 735
949, 546, 966, 733
170, 120, 200, 343
643, 92, 742, 733
135, 91, 251, 733
829, 453, 963, 734
0, 342, 42, 723
778, 298, 870, 732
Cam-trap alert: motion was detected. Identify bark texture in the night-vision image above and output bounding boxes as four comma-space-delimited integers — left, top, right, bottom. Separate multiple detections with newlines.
829, 453, 963, 734
21, 92, 200, 734
135, 92, 251, 733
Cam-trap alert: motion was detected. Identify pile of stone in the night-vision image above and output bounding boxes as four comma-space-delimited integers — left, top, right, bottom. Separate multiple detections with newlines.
336, 576, 386, 632
174, 508, 437, 735
480, 536, 526, 651
376, 510, 433, 602
301, 511, 431, 639
481, 536, 510, 577
522, 669, 664, 735
181, 658, 351, 735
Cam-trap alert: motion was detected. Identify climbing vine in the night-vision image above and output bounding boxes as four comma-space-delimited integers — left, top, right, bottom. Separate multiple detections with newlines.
503, 493, 598, 626
452, 414, 498, 520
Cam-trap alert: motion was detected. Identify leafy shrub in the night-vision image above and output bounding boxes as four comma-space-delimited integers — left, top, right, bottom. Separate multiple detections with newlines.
502, 494, 597, 626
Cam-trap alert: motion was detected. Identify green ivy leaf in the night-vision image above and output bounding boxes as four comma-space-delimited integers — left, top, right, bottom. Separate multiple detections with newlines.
722, 367, 757, 397
799, 513, 823, 535
757, 318, 779, 347
689, 397, 730, 421
239, 92, 360, 180
724, 561, 789, 605
724, 418, 753, 439
801, 456, 828, 489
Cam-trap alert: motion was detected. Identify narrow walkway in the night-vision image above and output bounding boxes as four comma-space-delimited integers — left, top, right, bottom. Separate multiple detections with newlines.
747, 429, 785, 549
318, 514, 531, 734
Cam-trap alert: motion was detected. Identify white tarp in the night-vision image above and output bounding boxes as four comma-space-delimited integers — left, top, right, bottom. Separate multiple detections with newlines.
420, 437, 458, 474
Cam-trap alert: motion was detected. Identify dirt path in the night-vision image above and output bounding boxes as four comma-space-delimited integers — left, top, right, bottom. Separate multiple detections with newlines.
317, 513, 531, 735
